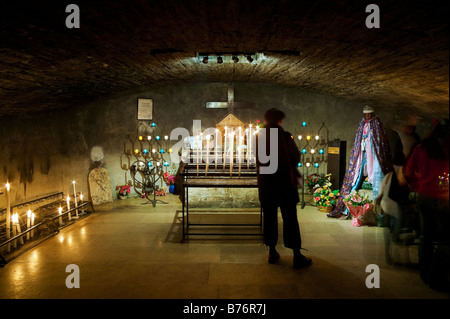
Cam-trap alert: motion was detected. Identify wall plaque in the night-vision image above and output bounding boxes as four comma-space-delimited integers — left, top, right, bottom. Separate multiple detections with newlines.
137, 98, 153, 120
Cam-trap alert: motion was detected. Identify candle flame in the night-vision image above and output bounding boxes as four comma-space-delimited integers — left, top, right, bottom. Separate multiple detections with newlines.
59, 206, 62, 214
27, 210, 32, 218
6, 182, 10, 191
11, 213, 18, 224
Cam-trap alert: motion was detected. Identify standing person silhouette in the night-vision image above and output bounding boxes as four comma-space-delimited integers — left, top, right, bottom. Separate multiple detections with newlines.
256, 108, 312, 268
404, 119, 449, 292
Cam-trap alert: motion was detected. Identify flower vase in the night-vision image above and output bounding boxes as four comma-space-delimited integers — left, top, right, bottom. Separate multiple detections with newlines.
118, 195, 128, 200
169, 184, 175, 194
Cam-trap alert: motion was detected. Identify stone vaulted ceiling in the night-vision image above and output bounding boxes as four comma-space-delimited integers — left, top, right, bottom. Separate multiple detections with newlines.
0, 0, 448, 118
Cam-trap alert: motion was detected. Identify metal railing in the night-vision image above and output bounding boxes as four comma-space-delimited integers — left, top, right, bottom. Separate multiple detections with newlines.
0, 201, 95, 267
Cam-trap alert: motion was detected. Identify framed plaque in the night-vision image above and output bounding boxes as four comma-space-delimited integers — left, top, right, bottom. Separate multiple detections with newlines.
137, 98, 153, 120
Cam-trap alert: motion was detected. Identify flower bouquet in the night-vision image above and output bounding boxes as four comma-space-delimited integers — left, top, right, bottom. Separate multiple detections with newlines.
313, 185, 339, 212
116, 184, 131, 199
163, 172, 177, 185
343, 190, 373, 227
164, 172, 178, 194
305, 173, 331, 193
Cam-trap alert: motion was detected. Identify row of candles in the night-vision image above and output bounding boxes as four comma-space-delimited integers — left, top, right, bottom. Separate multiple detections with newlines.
2, 181, 85, 251
126, 134, 173, 156
193, 124, 259, 176
191, 125, 328, 174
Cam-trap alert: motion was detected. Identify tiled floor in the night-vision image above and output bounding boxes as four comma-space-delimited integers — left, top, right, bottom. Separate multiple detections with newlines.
0, 195, 447, 299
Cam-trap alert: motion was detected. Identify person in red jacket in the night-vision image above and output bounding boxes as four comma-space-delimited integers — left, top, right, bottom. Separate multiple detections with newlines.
404, 119, 449, 292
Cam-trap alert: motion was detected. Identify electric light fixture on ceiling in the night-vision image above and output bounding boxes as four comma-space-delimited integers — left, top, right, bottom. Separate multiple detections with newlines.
196, 52, 264, 64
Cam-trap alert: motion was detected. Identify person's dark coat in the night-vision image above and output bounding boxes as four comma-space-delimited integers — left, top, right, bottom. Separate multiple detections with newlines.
256, 125, 301, 205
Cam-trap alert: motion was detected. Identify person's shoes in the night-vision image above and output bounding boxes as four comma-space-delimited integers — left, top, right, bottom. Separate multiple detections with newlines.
293, 254, 312, 269
268, 252, 280, 264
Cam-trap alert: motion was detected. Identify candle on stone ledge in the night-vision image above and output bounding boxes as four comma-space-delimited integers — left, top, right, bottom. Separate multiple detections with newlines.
11, 213, 18, 248
199, 133, 203, 165
72, 180, 79, 218
215, 129, 219, 169
229, 132, 234, 176
15, 210, 24, 246
253, 130, 258, 163
223, 126, 227, 169
26, 210, 31, 240
58, 206, 63, 226
248, 124, 252, 165
196, 134, 200, 176
238, 127, 242, 176
30, 212, 35, 238
205, 135, 210, 176
66, 196, 71, 221
5, 182, 11, 252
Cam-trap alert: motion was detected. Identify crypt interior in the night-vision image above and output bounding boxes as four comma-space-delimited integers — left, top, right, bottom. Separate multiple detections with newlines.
0, 1, 449, 300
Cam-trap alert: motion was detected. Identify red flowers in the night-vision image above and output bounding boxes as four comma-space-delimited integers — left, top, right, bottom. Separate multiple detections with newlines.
116, 185, 131, 196
163, 172, 177, 185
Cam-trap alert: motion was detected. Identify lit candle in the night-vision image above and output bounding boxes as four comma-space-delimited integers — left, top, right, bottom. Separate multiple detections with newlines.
200, 133, 203, 164
245, 128, 249, 169
26, 210, 31, 240
248, 124, 252, 165
66, 196, 71, 221
11, 213, 17, 248
5, 182, 11, 252
196, 134, 200, 165
215, 129, 219, 169
223, 126, 227, 169
196, 134, 200, 176
253, 129, 258, 163
205, 135, 210, 176
30, 212, 35, 238
14, 211, 24, 246
72, 180, 78, 218
58, 206, 63, 226
238, 127, 242, 176
229, 132, 234, 176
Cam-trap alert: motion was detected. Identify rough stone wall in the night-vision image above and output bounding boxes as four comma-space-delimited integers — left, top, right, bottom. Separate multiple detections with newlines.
1, 81, 418, 210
